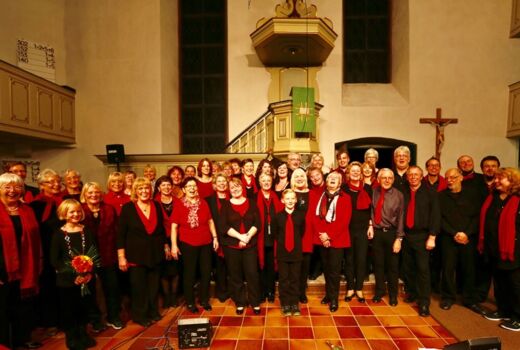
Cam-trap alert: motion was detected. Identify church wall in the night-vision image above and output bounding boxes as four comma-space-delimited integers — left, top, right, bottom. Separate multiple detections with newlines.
228, 0, 520, 170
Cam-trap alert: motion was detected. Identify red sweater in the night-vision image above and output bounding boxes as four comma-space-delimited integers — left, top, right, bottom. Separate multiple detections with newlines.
309, 191, 352, 248
172, 199, 213, 246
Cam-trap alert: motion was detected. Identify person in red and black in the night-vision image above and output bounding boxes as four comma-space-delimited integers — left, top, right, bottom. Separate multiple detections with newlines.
273, 189, 305, 316
154, 176, 180, 309
274, 162, 291, 198
401, 166, 440, 317
479, 167, 520, 331
30, 168, 63, 335
310, 171, 352, 312
7, 161, 39, 203
256, 173, 283, 302
423, 157, 447, 192
196, 158, 215, 199
104, 172, 130, 216
0, 173, 42, 349
117, 177, 168, 327
334, 151, 350, 185
166, 166, 185, 199
369, 168, 404, 307
205, 173, 230, 302
343, 162, 371, 304
393, 146, 411, 193
171, 177, 218, 313
61, 169, 82, 201
219, 178, 262, 315
240, 159, 258, 199
80, 182, 123, 331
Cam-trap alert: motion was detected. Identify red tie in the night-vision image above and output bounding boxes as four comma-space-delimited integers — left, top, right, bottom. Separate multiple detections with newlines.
374, 188, 386, 225
285, 213, 294, 252
406, 189, 416, 229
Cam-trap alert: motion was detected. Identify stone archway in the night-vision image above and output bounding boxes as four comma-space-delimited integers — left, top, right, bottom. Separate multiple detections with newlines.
334, 137, 417, 169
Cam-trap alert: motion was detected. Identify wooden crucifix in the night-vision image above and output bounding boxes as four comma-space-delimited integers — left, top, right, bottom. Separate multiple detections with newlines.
420, 108, 458, 160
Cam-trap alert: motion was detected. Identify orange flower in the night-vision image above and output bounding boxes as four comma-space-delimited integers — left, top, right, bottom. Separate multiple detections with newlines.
71, 255, 94, 274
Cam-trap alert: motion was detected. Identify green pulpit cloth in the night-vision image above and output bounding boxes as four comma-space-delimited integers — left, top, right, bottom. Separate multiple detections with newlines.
290, 87, 316, 137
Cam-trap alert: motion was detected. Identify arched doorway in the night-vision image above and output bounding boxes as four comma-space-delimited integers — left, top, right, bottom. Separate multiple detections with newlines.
334, 137, 417, 169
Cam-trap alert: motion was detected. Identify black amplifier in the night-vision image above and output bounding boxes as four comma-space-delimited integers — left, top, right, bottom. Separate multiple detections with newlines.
178, 317, 212, 349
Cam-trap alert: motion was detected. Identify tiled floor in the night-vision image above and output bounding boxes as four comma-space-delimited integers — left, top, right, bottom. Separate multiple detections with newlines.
35, 293, 458, 350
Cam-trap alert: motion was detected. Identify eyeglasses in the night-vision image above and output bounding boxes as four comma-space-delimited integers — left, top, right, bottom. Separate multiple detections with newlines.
2, 185, 23, 191
43, 180, 61, 185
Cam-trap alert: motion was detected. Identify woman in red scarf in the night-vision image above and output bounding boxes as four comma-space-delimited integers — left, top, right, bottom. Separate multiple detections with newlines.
104, 172, 130, 216
30, 168, 63, 335
241, 159, 258, 199
0, 173, 41, 349
80, 182, 123, 330
274, 162, 292, 198
343, 162, 372, 303
196, 158, 215, 199
117, 177, 168, 327
362, 162, 379, 188
171, 177, 218, 313
479, 167, 520, 331
153, 176, 179, 308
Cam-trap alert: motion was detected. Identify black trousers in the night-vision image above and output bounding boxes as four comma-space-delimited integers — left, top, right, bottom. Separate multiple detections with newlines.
223, 245, 261, 307
278, 260, 301, 307
440, 235, 477, 304
128, 265, 160, 323
97, 264, 122, 322
214, 253, 229, 300
59, 283, 94, 349
402, 232, 431, 306
179, 242, 212, 305
320, 247, 344, 303
260, 246, 276, 297
475, 252, 493, 302
0, 281, 35, 348
373, 229, 399, 298
492, 263, 520, 321
345, 226, 369, 291
37, 267, 59, 328
299, 253, 311, 298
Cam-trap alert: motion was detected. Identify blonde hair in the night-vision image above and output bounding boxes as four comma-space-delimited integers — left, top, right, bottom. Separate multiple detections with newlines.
36, 168, 59, 185
80, 182, 103, 203
496, 167, 520, 195
57, 199, 85, 221
130, 177, 152, 201
290, 168, 308, 191
107, 172, 124, 191
281, 188, 296, 199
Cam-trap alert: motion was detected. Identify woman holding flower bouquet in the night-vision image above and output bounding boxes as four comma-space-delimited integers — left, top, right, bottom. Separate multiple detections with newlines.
51, 199, 99, 350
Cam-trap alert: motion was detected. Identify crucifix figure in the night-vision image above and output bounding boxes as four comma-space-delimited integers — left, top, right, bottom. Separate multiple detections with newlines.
420, 108, 458, 160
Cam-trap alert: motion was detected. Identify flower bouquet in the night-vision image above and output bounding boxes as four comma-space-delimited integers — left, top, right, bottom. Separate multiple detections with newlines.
69, 246, 100, 297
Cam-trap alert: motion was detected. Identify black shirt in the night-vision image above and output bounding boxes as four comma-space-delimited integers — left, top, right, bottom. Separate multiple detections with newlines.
272, 210, 305, 262
403, 185, 440, 235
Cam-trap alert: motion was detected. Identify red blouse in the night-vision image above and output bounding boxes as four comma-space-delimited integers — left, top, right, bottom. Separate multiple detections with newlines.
196, 179, 215, 199
172, 199, 213, 246
104, 191, 130, 216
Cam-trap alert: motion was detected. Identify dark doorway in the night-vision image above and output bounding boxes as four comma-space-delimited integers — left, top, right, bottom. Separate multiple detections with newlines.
334, 137, 417, 169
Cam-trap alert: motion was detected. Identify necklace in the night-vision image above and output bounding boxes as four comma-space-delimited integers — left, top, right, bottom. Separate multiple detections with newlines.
6, 205, 19, 212
63, 228, 86, 257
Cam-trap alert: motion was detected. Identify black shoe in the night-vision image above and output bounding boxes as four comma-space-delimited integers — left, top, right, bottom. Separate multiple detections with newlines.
499, 319, 520, 331
282, 306, 292, 317
187, 304, 199, 313
299, 295, 308, 304
201, 303, 212, 311
403, 294, 417, 303
21, 342, 43, 349
356, 291, 366, 303
372, 295, 383, 303
135, 319, 151, 327
419, 305, 430, 317
91, 321, 107, 333
344, 291, 355, 302
253, 306, 261, 315
440, 300, 453, 310
267, 293, 275, 303
107, 319, 124, 330
236, 306, 245, 315
465, 303, 485, 315
321, 296, 330, 304
389, 297, 398, 307
291, 305, 301, 316
329, 302, 339, 312
484, 310, 510, 321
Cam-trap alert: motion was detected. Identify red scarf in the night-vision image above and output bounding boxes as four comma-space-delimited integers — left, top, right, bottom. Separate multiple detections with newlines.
463, 172, 475, 181
0, 203, 41, 297
479, 194, 520, 261
406, 189, 416, 229
374, 188, 386, 225
216, 192, 230, 212
241, 174, 258, 194
347, 182, 371, 210
23, 190, 34, 204
134, 202, 157, 235
256, 191, 283, 268
33, 193, 63, 222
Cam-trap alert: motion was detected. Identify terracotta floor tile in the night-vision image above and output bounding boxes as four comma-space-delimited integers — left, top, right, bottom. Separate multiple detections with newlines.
242, 316, 266, 327
371, 306, 396, 315
316, 339, 343, 350
220, 316, 244, 326
332, 315, 357, 327
214, 326, 241, 339
238, 326, 264, 339
264, 327, 288, 339
128, 338, 158, 350
392, 306, 418, 316
265, 316, 289, 327
356, 315, 381, 326
267, 307, 284, 316
360, 326, 390, 339
367, 339, 399, 350
408, 326, 438, 338
337, 326, 364, 338
288, 316, 312, 327
289, 339, 317, 350
206, 315, 222, 326
236, 339, 263, 350
141, 324, 167, 337
310, 316, 335, 326
385, 326, 415, 339
424, 316, 441, 326
263, 339, 290, 350
393, 339, 424, 350
113, 324, 145, 338
400, 315, 428, 326
202, 306, 226, 316
377, 315, 405, 327
210, 339, 237, 350
312, 326, 340, 339
308, 307, 330, 316
444, 337, 458, 344
289, 327, 314, 339
340, 339, 371, 350
223, 307, 240, 316
432, 325, 455, 338
245, 307, 266, 316
419, 338, 449, 348
99, 338, 126, 350
350, 306, 374, 316
332, 307, 352, 315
